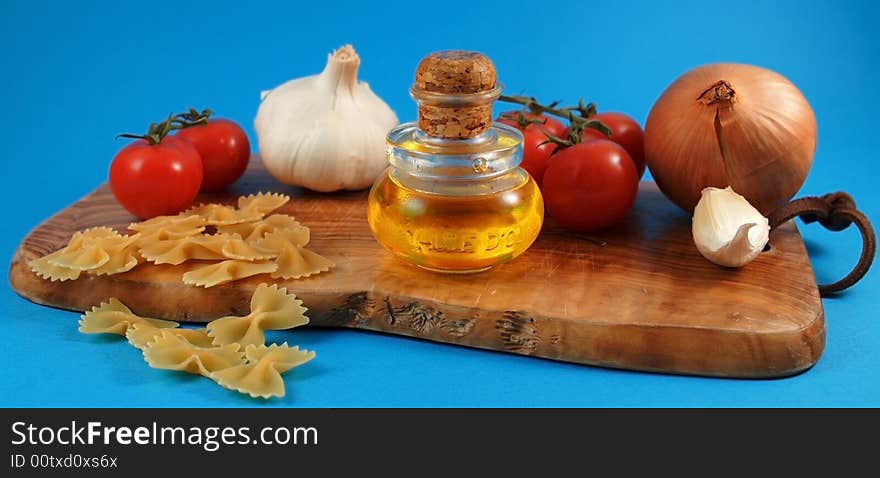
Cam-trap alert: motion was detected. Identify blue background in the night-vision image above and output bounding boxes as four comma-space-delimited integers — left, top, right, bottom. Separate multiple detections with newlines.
1, 0, 877, 407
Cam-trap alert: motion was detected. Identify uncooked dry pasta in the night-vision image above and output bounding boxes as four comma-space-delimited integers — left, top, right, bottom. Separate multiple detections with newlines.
81, 227, 121, 239
79, 298, 178, 335
220, 236, 277, 261
238, 192, 290, 215
253, 224, 310, 250
210, 343, 315, 399
46, 227, 121, 271
216, 214, 303, 243
254, 230, 331, 279
143, 331, 244, 377
139, 234, 233, 265
79, 286, 314, 400
129, 213, 206, 232
186, 203, 262, 226
182, 260, 278, 288
126, 323, 214, 350
129, 214, 206, 238
32, 227, 130, 278
30, 191, 332, 287
89, 233, 142, 275
48, 244, 110, 271
274, 245, 334, 279
207, 283, 308, 347
29, 255, 82, 282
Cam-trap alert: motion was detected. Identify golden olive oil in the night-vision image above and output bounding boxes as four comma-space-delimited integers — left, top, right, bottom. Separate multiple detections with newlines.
368, 168, 543, 272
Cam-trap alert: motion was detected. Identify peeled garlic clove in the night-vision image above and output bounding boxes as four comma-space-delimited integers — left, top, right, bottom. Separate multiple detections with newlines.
692, 186, 770, 268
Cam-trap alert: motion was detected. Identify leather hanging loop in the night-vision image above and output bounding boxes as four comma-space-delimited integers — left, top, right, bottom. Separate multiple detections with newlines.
769, 192, 875, 296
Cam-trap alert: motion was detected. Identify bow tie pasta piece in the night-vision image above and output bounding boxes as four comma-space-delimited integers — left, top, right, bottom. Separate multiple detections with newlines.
90, 253, 139, 276
79, 298, 178, 335
252, 230, 330, 279
186, 203, 262, 226
126, 323, 214, 351
210, 343, 315, 399
29, 255, 82, 281
45, 227, 121, 271
30, 230, 88, 280
252, 225, 310, 252
47, 244, 110, 271
139, 235, 233, 265
207, 283, 308, 347
221, 237, 278, 261
182, 260, 278, 288
272, 243, 334, 280
129, 213, 205, 231
29, 248, 83, 281
29, 227, 119, 280
143, 331, 244, 377
237, 193, 290, 216
80, 227, 121, 242
129, 214, 206, 238
89, 233, 142, 276
217, 214, 303, 243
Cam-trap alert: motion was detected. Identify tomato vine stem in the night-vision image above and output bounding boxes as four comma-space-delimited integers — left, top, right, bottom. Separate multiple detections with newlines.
116, 114, 177, 145
173, 107, 213, 128
498, 94, 612, 149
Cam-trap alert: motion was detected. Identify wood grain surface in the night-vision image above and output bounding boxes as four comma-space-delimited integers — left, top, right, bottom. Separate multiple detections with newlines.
8, 158, 825, 377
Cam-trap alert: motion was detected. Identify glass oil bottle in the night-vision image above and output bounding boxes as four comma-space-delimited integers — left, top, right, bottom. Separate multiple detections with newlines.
367, 51, 544, 273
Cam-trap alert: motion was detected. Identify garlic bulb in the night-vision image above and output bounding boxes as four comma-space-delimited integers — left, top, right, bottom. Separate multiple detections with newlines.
255, 45, 398, 192
692, 186, 770, 268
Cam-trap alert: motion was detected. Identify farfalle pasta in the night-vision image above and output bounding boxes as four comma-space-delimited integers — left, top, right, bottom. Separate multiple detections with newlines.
143, 331, 244, 377
89, 233, 142, 275
79, 298, 178, 335
210, 343, 315, 399
182, 260, 278, 288
207, 283, 308, 347
29, 256, 82, 282
29, 192, 333, 288
129, 214, 206, 238
126, 323, 214, 350
139, 234, 230, 265
274, 245, 334, 280
46, 227, 121, 271
185, 203, 262, 226
216, 214, 303, 243
238, 192, 290, 215
254, 224, 310, 249
79, 286, 314, 400
28, 232, 91, 281
255, 230, 331, 279
220, 237, 277, 261
30, 227, 124, 280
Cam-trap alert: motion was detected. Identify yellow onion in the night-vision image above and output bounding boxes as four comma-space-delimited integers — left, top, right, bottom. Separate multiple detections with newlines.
645, 63, 817, 215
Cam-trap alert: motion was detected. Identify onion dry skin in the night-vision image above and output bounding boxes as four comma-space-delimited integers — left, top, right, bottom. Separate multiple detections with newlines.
645, 63, 817, 215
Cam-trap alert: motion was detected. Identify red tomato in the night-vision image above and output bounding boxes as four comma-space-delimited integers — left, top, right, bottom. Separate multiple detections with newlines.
541, 140, 639, 231
498, 111, 566, 184
109, 136, 203, 219
582, 112, 645, 178
174, 119, 250, 191
497, 111, 568, 138
519, 129, 557, 184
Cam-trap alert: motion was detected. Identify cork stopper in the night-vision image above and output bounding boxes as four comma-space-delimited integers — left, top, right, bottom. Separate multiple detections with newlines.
411, 51, 500, 139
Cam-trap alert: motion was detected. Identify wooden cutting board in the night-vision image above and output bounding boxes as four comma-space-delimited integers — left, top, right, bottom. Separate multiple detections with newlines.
8, 158, 824, 378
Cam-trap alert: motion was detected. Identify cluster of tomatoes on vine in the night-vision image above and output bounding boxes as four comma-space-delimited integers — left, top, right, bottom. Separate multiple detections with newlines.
497, 96, 644, 232
110, 109, 251, 219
